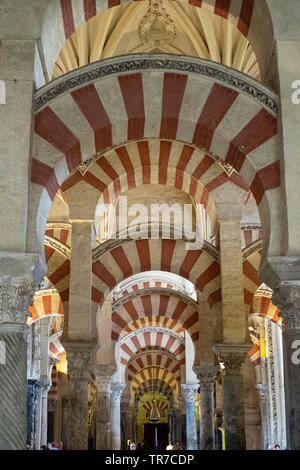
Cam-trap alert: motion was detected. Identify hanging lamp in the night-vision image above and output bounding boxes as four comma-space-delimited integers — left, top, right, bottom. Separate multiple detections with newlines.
149, 375, 160, 422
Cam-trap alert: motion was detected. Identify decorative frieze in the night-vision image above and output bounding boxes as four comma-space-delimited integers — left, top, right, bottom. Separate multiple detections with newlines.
34, 55, 278, 114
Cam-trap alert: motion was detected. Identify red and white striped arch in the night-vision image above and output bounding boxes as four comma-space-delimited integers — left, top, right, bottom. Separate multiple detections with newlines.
30, 68, 280, 260
61, 139, 247, 218
45, 223, 72, 248
121, 316, 185, 338
44, 238, 70, 303
243, 245, 263, 312
248, 342, 260, 369
111, 291, 199, 342
250, 290, 281, 325
112, 279, 182, 302
131, 367, 178, 394
41, 0, 273, 79
28, 288, 64, 324
92, 238, 221, 311
126, 351, 183, 384
120, 329, 185, 365
135, 379, 174, 400
241, 226, 263, 249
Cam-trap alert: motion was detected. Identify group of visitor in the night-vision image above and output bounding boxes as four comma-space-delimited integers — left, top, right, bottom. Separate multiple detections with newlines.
166, 441, 185, 450
40, 441, 63, 450
127, 440, 185, 450
268, 444, 281, 450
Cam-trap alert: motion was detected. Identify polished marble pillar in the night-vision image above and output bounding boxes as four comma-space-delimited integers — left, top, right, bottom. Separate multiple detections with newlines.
181, 384, 198, 450
110, 383, 125, 450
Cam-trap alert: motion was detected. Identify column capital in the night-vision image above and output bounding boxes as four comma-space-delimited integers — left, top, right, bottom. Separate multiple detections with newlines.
0, 276, 37, 326
194, 364, 219, 392
94, 364, 116, 392
63, 341, 96, 381
272, 281, 300, 331
213, 343, 251, 375
255, 384, 268, 401
110, 383, 125, 401
181, 383, 199, 403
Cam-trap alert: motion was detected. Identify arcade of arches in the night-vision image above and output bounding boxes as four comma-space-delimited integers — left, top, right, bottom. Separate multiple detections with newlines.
1, 0, 300, 451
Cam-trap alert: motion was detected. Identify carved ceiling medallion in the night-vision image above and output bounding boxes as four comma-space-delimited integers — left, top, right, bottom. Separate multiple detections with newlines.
138, 0, 177, 47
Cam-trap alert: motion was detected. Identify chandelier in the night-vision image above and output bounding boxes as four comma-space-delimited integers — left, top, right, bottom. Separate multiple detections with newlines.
149, 377, 160, 422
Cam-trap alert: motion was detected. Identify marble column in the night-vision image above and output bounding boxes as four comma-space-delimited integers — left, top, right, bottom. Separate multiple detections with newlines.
255, 385, 269, 450
0, 277, 36, 450
121, 394, 131, 449
169, 409, 176, 442
213, 343, 250, 450
272, 283, 300, 449
64, 342, 94, 450
38, 315, 52, 447
132, 403, 138, 443
175, 409, 182, 442
61, 397, 69, 450
94, 366, 115, 450
110, 383, 125, 450
125, 405, 134, 447
27, 379, 42, 449
181, 384, 198, 450
195, 365, 219, 450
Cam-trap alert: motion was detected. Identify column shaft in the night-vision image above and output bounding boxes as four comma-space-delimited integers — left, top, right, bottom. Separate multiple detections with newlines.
181, 384, 198, 450
223, 373, 245, 449
64, 343, 94, 450
96, 390, 111, 450
256, 385, 269, 450
0, 278, 36, 450
213, 344, 250, 450
272, 283, 300, 449
110, 384, 125, 450
0, 325, 28, 449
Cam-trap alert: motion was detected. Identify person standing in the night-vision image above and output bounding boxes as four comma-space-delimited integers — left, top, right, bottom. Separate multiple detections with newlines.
129, 441, 137, 450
